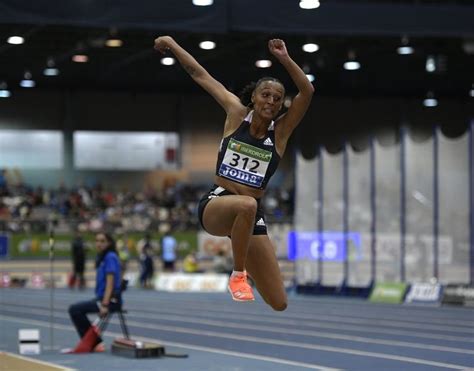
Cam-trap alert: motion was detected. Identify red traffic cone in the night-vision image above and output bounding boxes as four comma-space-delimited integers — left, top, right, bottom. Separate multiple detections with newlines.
64, 318, 102, 354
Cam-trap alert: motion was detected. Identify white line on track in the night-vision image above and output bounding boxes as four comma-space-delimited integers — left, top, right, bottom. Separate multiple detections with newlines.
1, 309, 471, 370
0, 315, 339, 371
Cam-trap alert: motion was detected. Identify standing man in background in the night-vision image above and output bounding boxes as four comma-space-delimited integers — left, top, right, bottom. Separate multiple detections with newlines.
161, 229, 177, 272
70, 230, 86, 290
137, 233, 155, 288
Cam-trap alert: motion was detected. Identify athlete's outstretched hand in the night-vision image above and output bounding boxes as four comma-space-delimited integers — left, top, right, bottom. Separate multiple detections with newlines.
154, 36, 174, 54
268, 39, 289, 60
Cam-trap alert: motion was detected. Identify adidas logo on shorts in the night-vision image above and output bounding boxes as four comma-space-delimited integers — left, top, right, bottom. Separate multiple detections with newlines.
263, 137, 273, 146
256, 218, 265, 226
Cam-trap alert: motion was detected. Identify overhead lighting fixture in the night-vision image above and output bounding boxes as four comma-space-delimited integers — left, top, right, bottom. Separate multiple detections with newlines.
192, 0, 213, 5
299, 0, 320, 9
43, 58, 60, 76
397, 46, 414, 55
470, 84, 474, 97
20, 71, 35, 88
423, 92, 438, 107
161, 57, 175, 66
302, 43, 319, 53
425, 55, 436, 73
72, 54, 89, 63
306, 74, 315, 82
397, 35, 414, 55
0, 82, 11, 98
105, 38, 123, 48
43, 68, 60, 76
255, 59, 272, 68
0, 90, 11, 98
199, 41, 216, 50
7, 36, 24, 45
344, 50, 361, 71
343, 61, 360, 71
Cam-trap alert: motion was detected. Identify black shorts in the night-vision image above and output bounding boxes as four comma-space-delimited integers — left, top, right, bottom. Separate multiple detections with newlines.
197, 185, 267, 236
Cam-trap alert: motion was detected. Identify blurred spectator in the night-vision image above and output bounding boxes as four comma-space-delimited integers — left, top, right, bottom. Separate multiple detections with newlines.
212, 249, 233, 275
160, 229, 177, 272
69, 231, 86, 290
182, 252, 201, 273
0, 169, 7, 196
116, 233, 130, 276
137, 233, 155, 288
0, 178, 293, 234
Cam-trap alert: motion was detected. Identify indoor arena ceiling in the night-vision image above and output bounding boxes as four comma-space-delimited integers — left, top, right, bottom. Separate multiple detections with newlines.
0, 0, 473, 100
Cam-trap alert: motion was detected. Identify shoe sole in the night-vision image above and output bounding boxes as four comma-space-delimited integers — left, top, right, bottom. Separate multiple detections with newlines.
227, 286, 255, 302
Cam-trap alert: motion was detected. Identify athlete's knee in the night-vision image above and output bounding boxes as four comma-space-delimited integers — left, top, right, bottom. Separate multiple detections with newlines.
237, 196, 258, 217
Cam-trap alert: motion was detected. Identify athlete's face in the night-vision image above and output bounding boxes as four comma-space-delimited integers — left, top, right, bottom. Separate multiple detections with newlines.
252, 81, 285, 120
95, 233, 109, 252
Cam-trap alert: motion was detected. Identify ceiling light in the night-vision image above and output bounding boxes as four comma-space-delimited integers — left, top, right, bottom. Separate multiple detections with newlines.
344, 50, 360, 70
423, 92, 438, 107
470, 84, 474, 97
20, 71, 35, 88
343, 61, 360, 70
20, 80, 35, 88
199, 41, 216, 50
0, 89, 11, 98
44, 68, 60, 76
302, 43, 319, 53
161, 57, 175, 66
397, 35, 414, 55
397, 46, 414, 55
423, 98, 438, 107
0, 82, 11, 98
299, 0, 320, 9
255, 59, 272, 68
7, 36, 24, 45
426, 56, 436, 72
105, 38, 123, 47
306, 74, 315, 82
72, 54, 89, 63
192, 0, 213, 5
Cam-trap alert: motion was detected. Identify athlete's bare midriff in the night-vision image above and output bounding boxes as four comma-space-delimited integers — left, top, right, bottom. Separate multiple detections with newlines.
214, 176, 265, 199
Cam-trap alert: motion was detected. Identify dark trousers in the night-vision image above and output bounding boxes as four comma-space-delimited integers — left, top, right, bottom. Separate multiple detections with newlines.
68, 298, 120, 343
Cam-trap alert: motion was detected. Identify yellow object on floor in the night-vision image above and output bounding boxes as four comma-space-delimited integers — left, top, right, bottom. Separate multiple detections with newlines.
0, 352, 74, 371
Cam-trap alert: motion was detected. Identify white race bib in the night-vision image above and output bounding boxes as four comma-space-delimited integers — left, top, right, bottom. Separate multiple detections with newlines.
218, 138, 272, 188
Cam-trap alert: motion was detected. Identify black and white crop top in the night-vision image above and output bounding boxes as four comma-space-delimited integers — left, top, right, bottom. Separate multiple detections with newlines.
215, 111, 281, 190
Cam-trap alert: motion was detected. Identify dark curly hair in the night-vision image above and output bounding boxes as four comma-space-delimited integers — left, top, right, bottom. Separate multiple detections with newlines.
238, 77, 284, 108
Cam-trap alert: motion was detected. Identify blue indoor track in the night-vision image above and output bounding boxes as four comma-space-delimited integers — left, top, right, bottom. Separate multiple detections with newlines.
1, 288, 473, 371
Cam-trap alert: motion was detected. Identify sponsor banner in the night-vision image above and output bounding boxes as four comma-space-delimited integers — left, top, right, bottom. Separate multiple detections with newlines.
154, 273, 228, 292
369, 282, 408, 304
288, 231, 362, 261
405, 283, 443, 305
0, 234, 8, 258
442, 284, 474, 307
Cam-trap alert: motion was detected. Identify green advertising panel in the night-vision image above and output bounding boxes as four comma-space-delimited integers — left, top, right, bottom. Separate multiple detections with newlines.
369, 282, 408, 304
9, 232, 197, 259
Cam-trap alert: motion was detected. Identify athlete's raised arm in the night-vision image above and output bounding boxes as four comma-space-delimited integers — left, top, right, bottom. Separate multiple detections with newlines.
269, 39, 314, 139
154, 36, 242, 114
